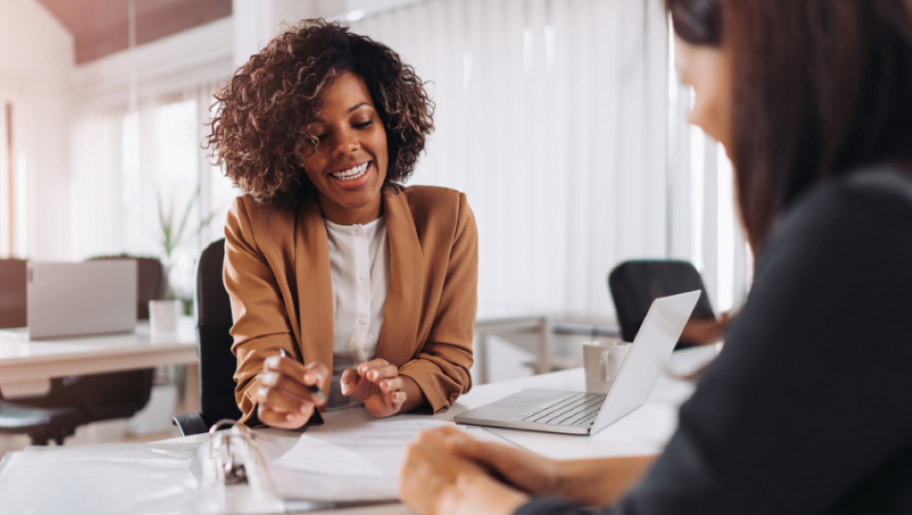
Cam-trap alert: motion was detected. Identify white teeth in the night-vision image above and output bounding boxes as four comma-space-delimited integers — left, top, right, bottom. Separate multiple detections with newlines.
331, 162, 369, 181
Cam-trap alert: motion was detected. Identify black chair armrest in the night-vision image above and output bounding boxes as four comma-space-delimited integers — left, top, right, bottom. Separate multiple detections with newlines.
172, 412, 209, 436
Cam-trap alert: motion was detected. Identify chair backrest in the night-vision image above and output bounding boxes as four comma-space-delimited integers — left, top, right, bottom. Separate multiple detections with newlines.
88, 256, 167, 319
608, 260, 715, 345
0, 258, 26, 328
195, 238, 242, 426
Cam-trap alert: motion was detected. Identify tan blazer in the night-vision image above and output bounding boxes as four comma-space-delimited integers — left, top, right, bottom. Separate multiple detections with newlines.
224, 185, 478, 424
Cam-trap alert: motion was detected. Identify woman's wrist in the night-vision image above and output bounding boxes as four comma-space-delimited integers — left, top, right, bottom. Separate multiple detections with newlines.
398, 374, 428, 413
437, 473, 529, 515
542, 458, 567, 498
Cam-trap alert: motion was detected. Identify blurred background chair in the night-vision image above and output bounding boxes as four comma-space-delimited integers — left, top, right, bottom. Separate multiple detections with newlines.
173, 238, 241, 435
0, 256, 166, 445
609, 259, 723, 348
0, 258, 26, 328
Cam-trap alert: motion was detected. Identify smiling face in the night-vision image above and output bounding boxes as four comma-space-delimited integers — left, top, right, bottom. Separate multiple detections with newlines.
674, 35, 733, 153
302, 71, 389, 225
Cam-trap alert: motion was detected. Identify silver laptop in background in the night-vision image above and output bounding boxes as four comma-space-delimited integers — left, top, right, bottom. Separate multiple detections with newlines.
455, 291, 701, 436
0, 261, 137, 340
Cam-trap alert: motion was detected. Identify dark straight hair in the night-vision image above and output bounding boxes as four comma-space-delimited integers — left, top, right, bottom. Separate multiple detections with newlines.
669, 0, 912, 252
666, 0, 722, 46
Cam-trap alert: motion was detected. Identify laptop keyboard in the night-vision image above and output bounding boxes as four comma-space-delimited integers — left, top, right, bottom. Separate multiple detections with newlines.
512, 392, 606, 427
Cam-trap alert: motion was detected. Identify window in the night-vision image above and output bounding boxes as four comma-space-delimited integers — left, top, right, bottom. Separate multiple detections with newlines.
72, 86, 236, 304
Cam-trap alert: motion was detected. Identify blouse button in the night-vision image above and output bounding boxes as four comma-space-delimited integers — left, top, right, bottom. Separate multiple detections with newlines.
359, 317, 368, 326
360, 272, 368, 281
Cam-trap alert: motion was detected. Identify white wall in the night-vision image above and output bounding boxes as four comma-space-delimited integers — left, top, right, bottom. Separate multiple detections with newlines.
0, 0, 74, 260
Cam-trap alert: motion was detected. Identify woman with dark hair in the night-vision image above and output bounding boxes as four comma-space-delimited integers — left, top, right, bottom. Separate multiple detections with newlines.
399, 0, 912, 513
208, 20, 477, 429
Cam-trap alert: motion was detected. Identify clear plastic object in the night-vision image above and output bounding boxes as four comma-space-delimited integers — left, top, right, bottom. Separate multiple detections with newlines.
0, 442, 204, 514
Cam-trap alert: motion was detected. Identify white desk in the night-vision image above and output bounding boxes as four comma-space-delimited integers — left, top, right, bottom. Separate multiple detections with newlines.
162, 345, 717, 515
0, 346, 717, 514
0, 317, 197, 399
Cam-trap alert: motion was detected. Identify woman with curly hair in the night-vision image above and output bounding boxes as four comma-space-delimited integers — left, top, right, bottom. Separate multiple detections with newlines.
208, 20, 477, 429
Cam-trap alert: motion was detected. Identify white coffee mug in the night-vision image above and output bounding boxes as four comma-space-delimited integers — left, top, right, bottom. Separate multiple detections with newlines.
149, 299, 181, 334
582, 341, 632, 394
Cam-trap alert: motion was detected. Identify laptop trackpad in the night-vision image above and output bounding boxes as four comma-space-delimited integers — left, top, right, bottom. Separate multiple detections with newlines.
490, 389, 571, 409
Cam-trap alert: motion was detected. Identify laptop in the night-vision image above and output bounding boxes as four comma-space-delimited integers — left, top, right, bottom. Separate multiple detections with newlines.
0, 261, 138, 340
455, 290, 701, 435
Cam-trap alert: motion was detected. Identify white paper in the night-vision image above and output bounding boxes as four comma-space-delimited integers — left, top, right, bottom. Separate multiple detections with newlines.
272, 418, 450, 477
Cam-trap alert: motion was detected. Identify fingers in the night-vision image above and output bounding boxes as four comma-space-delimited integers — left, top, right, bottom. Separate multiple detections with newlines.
257, 381, 316, 415
387, 389, 408, 410
357, 359, 399, 382
342, 359, 400, 396
258, 402, 311, 429
426, 426, 519, 470
446, 431, 509, 464
378, 376, 405, 393
264, 354, 329, 390
258, 369, 325, 406
340, 368, 359, 396
412, 426, 452, 449
341, 360, 408, 416
256, 353, 328, 430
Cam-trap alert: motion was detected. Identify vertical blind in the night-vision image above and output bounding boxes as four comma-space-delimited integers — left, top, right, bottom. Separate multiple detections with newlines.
71, 83, 237, 301
352, 0, 752, 320
353, 0, 673, 319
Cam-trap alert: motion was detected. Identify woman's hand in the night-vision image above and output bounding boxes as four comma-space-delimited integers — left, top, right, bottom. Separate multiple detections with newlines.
256, 354, 328, 429
400, 427, 529, 515
680, 311, 733, 345
434, 426, 562, 495
418, 426, 656, 508
341, 358, 423, 417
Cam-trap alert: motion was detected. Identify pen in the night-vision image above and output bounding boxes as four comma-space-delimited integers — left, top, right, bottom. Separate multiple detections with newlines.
279, 349, 326, 403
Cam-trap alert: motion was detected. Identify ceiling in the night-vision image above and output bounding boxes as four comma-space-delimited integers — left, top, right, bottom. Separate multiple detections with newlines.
36, 0, 232, 65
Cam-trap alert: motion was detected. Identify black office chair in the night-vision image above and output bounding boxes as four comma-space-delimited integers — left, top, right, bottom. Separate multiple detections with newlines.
0, 257, 165, 445
173, 238, 242, 435
608, 259, 717, 347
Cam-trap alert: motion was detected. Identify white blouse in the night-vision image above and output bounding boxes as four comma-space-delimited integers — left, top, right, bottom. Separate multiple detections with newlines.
323, 216, 391, 410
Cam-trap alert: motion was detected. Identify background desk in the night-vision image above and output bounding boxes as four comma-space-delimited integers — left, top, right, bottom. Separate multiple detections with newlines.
0, 317, 196, 399
474, 314, 620, 383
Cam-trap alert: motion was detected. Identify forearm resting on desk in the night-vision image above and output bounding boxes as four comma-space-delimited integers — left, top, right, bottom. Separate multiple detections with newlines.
443, 456, 655, 513
402, 427, 656, 515
445, 427, 654, 507
550, 455, 655, 507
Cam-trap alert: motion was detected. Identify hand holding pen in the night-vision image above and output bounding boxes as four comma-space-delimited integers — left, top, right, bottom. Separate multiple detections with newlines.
255, 349, 327, 429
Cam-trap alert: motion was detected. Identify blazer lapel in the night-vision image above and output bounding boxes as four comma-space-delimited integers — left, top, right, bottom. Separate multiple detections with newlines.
377, 187, 423, 365
295, 201, 334, 397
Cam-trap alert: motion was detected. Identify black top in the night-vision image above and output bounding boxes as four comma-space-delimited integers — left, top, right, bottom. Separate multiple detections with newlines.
517, 168, 912, 515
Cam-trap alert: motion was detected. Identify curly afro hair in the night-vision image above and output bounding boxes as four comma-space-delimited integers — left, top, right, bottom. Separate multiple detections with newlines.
207, 19, 435, 209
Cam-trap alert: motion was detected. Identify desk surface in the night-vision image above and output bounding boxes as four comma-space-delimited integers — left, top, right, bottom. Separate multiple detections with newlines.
165, 345, 718, 515
0, 317, 196, 398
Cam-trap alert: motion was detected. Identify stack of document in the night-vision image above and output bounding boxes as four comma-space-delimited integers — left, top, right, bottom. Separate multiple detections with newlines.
261, 418, 451, 502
